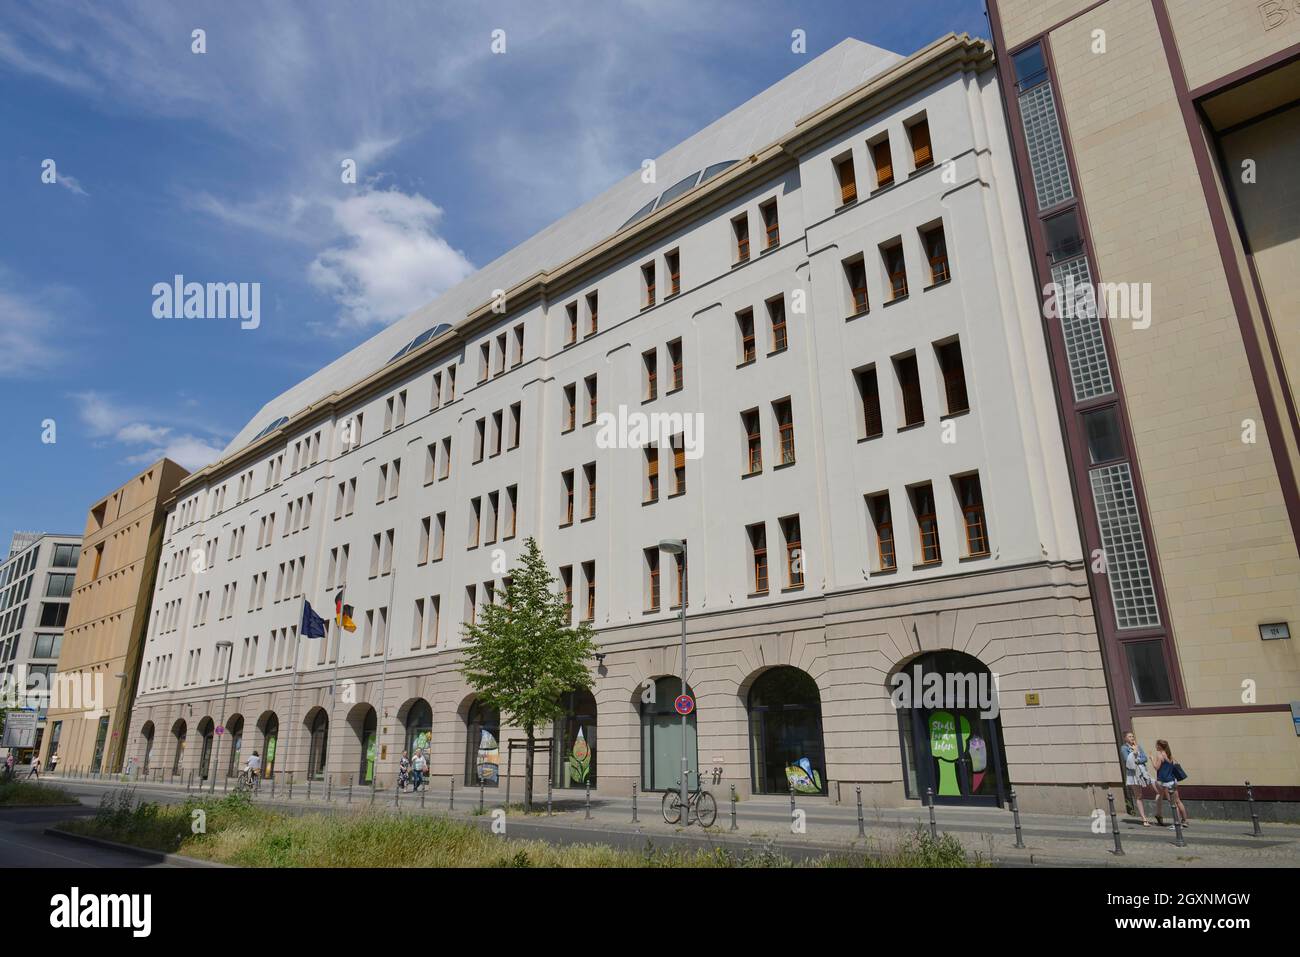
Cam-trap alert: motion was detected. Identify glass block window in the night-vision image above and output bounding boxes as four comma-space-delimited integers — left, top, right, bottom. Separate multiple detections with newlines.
1090, 463, 1160, 629
1052, 256, 1114, 401
1019, 82, 1074, 210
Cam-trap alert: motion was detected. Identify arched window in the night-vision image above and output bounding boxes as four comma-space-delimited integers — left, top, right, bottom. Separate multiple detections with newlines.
357, 708, 377, 784
197, 717, 215, 781
141, 721, 155, 773
892, 650, 1010, 806
404, 700, 433, 758
259, 713, 279, 779
307, 710, 329, 781
747, 667, 827, 795
640, 676, 697, 792
465, 700, 500, 787
171, 719, 187, 776
553, 689, 597, 789
225, 715, 245, 776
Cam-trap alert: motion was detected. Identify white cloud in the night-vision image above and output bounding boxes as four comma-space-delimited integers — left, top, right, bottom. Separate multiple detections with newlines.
0, 277, 79, 378
308, 188, 474, 329
57, 172, 88, 196
71, 391, 227, 471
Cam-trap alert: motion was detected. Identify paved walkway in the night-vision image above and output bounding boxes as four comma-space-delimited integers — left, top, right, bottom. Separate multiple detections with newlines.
40, 772, 1300, 867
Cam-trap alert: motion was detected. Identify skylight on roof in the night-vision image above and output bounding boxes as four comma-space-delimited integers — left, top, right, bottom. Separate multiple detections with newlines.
388, 323, 452, 363
250, 416, 289, 442
616, 161, 738, 235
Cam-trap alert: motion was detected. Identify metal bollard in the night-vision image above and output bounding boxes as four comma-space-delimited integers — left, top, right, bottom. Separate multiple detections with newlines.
789, 781, 796, 818
327, 777, 332, 802
394, 781, 400, 807
479, 780, 485, 813
187, 770, 194, 791
347, 782, 353, 805
288, 777, 293, 800
631, 781, 638, 824
1107, 792, 1124, 856
546, 777, 552, 817
730, 785, 738, 832
420, 788, 426, 810
271, 776, 276, 799
223, 773, 229, 793
585, 779, 592, 820
1010, 789, 1025, 849
1246, 781, 1262, 837
856, 785, 865, 838
927, 787, 937, 841
307, 778, 312, 800
1170, 784, 1187, 848
449, 777, 455, 811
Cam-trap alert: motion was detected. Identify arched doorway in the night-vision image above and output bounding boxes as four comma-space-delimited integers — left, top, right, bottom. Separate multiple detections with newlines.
140, 721, 155, 773
225, 714, 245, 777
640, 676, 697, 792
197, 717, 215, 780
170, 719, 187, 775
553, 688, 597, 789
349, 705, 376, 784
306, 709, 329, 781
891, 650, 1010, 807
257, 712, 279, 778
464, 699, 500, 787
403, 700, 432, 759
747, 667, 827, 795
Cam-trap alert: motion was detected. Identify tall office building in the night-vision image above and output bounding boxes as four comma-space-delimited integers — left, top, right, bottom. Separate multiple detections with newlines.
0, 532, 82, 765
124, 34, 1116, 811
987, 0, 1300, 816
41, 459, 188, 773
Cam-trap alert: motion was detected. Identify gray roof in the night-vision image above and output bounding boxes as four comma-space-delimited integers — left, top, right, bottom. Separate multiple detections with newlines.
224, 37, 902, 456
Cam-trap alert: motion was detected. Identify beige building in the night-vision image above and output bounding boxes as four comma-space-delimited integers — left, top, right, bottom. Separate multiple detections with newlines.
122, 35, 1120, 813
988, 0, 1300, 816
42, 459, 188, 773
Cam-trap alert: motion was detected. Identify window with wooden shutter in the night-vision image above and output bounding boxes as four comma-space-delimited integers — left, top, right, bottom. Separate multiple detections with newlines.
761, 199, 779, 248
911, 485, 941, 565
836, 156, 857, 205
645, 447, 659, 503
666, 249, 680, 297
561, 470, 574, 526
749, 523, 769, 594
583, 561, 596, 620
936, 339, 970, 415
768, 297, 788, 353
856, 367, 883, 438
774, 398, 795, 464
743, 409, 762, 474
642, 263, 656, 307
782, 515, 803, 588
895, 354, 924, 427
586, 291, 599, 336
868, 493, 896, 571
737, 309, 756, 364
643, 349, 658, 401
957, 474, 989, 556
883, 242, 908, 300
910, 119, 932, 168
668, 339, 683, 391
673, 437, 686, 494
924, 224, 950, 284
844, 256, 868, 316
872, 138, 894, 188
733, 215, 750, 263
645, 548, 660, 610
672, 548, 687, 608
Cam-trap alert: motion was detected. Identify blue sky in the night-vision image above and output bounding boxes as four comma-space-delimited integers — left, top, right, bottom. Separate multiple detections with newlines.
0, 0, 986, 549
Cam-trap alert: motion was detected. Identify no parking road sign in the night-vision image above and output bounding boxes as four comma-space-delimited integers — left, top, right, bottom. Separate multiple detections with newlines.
674, 694, 695, 716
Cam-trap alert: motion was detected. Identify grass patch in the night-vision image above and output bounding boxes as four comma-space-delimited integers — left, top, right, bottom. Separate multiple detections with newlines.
62, 788, 981, 868
0, 780, 80, 806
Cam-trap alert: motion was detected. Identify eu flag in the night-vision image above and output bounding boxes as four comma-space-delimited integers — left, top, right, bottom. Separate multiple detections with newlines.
301, 601, 327, 639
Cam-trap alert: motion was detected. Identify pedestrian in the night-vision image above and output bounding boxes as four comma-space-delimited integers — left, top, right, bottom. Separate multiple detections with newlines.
1119, 731, 1153, 827
50, 751, 59, 774
4, 752, 13, 779
412, 750, 427, 792
27, 753, 40, 779
397, 751, 410, 791
1151, 738, 1190, 829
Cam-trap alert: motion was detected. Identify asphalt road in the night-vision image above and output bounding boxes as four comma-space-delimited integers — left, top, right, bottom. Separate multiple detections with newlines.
0, 802, 177, 868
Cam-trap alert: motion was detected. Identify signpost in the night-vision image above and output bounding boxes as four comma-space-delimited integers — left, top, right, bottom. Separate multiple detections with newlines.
1, 710, 38, 750
674, 694, 695, 716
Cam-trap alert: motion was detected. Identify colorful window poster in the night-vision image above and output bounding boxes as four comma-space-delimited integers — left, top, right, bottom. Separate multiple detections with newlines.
475, 728, 499, 784
784, 756, 823, 794
929, 710, 971, 796
567, 726, 592, 785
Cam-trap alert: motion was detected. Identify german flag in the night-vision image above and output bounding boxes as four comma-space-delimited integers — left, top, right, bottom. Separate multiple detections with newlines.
334, 588, 357, 632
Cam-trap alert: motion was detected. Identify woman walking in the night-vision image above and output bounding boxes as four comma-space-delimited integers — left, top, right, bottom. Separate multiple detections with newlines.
1119, 731, 1153, 826
1151, 738, 1190, 829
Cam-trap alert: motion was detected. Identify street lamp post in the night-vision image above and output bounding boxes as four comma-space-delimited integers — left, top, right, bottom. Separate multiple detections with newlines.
109, 671, 128, 773
209, 641, 233, 793
659, 539, 689, 824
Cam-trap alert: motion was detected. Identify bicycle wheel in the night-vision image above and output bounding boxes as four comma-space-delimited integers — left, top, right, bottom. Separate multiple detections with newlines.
696, 791, 717, 828
662, 791, 682, 825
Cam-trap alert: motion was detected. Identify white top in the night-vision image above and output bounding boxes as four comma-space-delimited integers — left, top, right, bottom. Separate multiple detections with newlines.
246, 755, 262, 770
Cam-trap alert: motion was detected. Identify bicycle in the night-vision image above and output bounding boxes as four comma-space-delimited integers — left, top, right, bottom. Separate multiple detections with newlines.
661, 771, 717, 828
234, 767, 259, 794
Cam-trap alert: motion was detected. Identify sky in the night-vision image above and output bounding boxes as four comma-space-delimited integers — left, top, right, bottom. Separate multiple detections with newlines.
0, 0, 987, 551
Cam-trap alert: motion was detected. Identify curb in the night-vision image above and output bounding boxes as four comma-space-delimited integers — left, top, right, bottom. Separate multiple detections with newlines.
43, 826, 230, 868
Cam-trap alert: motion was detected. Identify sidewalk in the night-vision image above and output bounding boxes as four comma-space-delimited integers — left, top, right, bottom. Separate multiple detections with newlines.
46, 772, 1299, 867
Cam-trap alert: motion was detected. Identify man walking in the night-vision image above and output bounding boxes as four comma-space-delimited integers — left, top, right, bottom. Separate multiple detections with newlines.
27, 754, 40, 779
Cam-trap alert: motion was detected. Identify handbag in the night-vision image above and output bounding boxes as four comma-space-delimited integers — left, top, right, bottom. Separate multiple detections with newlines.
1172, 762, 1188, 782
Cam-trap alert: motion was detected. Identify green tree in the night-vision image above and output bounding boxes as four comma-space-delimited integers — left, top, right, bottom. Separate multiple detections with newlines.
460, 537, 596, 809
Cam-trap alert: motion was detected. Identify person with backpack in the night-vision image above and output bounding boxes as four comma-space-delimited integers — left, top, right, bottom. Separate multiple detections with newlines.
1151, 738, 1190, 829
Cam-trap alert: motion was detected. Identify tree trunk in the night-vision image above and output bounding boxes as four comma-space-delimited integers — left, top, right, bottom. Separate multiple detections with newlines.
524, 725, 535, 811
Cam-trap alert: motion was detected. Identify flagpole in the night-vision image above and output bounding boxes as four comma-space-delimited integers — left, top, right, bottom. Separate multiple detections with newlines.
282, 596, 306, 783
327, 582, 344, 789
370, 537, 400, 799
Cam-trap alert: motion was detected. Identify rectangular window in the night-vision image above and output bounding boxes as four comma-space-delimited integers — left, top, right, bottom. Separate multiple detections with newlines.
479, 342, 491, 382
561, 469, 575, 526
922, 223, 949, 284
909, 118, 932, 169
895, 353, 924, 427
935, 339, 970, 415
644, 547, 661, 611
469, 497, 481, 548
1083, 406, 1125, 464
733, 214, 750, 263
431, 371, 442, 410
882, 241, 908, 300
781, 516, 803, 588
867, 493, 896, 571
509, 402, 522, 449
872, 137, 894, 188
773, 398, 795, 465
749, 523, 769, 595
642, 262, 656, 308
767, 297, 787, 353
760, 199, 779, 248
1124, 640, 1174, 705
419, 517, 430, 564
955, 474, 990, 557
835, 154, 857, 205
644, 447, 660, 503
643, 349, 658, 401
512, 324, 525, 366
465, 585, 477, 626
844, 255, 869, 317
486, 491, 499, 544
560, 566, 573, 623
563, 384, 576, 432
584, 374, 598, 424
474, 418, 486, 463
583, 463, 596, 520
667, 339, 683, 391
495, 332, 507, 375
492, 410, 503, 456
855, 366, 883, 439
505, 485, 518, 538
666, 249, 680, 297
582, 561, 596, 621
428, 595, 441, 648
425, 442, 437, 485
911, 484, 941, 565
434, 512, 446, 560
743, 409, 762, 474
441, 438, 452, 479
672, 436, 686, 495
671, 546, 687, 609
737, 309, 756, 364
566, 302, 579, 345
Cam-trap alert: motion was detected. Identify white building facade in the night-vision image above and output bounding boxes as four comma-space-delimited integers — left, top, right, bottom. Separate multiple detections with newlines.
124, 34, 1117, 812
